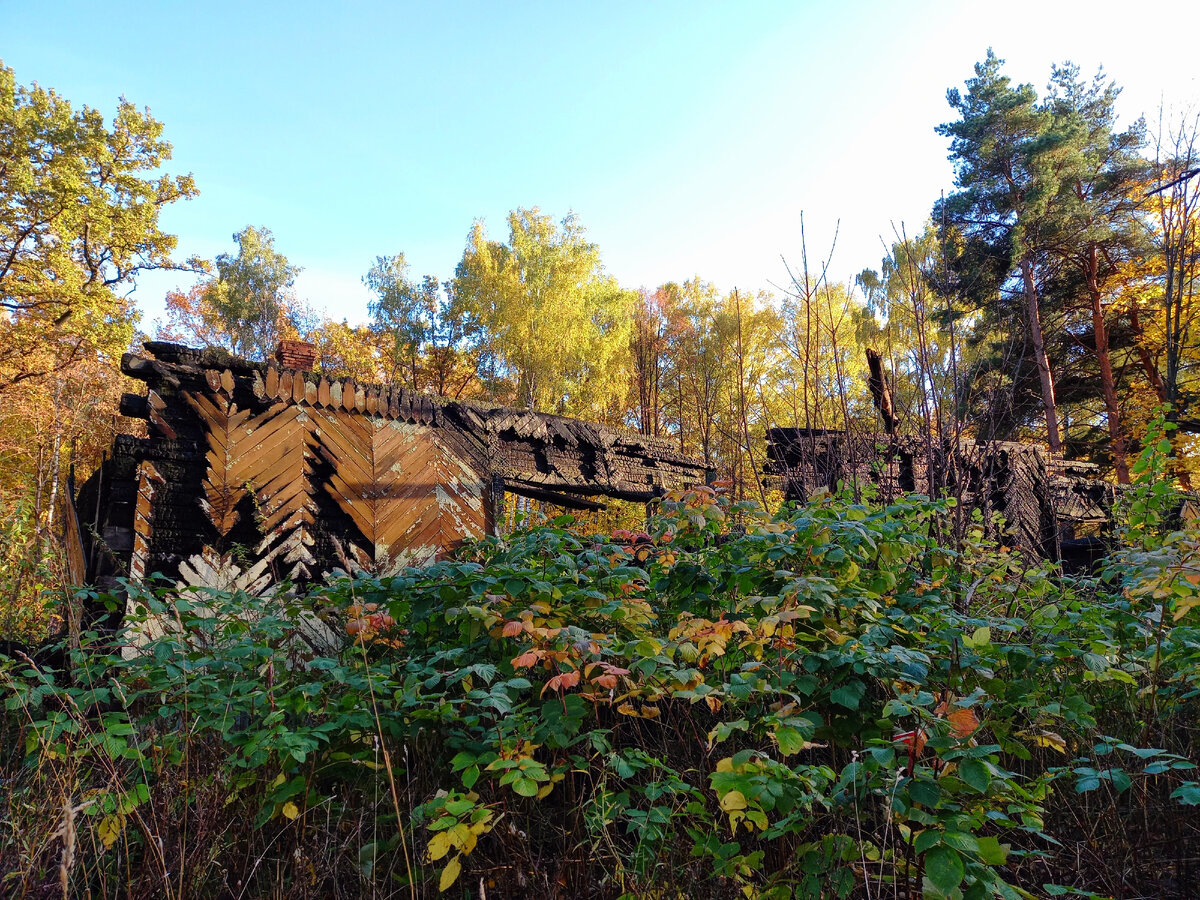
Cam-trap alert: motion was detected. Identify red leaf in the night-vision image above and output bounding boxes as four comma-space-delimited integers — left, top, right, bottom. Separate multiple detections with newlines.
512, 650, 541, 668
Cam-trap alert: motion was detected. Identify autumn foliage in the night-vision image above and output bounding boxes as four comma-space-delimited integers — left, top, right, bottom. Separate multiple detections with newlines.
2, 451, 1199, 897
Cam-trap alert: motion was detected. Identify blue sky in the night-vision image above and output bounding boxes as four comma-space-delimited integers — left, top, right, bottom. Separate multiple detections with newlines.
6, 0, 1199, 330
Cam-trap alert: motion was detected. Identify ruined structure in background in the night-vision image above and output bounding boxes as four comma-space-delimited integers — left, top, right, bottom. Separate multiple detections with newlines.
764, 428, 1117, 568
76, 341, 709, 600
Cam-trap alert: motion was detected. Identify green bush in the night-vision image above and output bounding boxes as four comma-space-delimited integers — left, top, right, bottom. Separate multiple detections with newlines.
2, 476, 1199, 898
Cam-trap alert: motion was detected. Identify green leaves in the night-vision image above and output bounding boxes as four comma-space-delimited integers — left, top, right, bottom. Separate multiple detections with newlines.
923, 845, 965, 896
958, 757, 992, 793
6, 485, 1200, 897
829, 680, 866, 710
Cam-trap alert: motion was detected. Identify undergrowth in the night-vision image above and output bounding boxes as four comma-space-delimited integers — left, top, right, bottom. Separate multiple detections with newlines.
2, 434, 1199, 899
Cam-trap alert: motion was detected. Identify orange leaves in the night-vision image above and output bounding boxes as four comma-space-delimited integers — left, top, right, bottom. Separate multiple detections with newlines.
945, 706, 981, 739
933, 695, 981, 739
895, 728, 929, 757
344, 602, 398, 644
895, 694, 984, 773
541, 669, 581, 696
489, 608, 563, 643
585, 661, 630, 691
512, 650, 542, 669
500, 619, 524, 638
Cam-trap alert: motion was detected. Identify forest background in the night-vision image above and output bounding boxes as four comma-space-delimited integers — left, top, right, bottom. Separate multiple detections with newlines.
4, 31, 1200, 627
7, 5, 1200, 897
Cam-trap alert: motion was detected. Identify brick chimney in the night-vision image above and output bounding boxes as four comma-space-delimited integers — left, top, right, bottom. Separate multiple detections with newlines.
275, 339, 318, 371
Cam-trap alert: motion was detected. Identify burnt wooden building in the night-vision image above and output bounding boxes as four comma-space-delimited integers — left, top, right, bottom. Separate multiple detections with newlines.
77, 341, 709, 595
765, 427, 1117, 565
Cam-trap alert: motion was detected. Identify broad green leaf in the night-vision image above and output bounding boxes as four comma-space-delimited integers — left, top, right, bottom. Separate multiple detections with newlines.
923, 845, 964, 896
830, 681, 865, 710
959, 758, 992, 793
976, 836, 1010, 865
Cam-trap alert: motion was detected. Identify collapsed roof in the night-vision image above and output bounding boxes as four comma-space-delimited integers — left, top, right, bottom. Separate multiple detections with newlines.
75, 341, 709, 594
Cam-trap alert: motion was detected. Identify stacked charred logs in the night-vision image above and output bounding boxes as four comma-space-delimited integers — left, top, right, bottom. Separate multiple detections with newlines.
77, 341, 710, 598
764, 429, 1116, 567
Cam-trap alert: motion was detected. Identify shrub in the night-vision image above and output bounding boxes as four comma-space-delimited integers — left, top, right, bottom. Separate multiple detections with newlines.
2, 482, 1198, 898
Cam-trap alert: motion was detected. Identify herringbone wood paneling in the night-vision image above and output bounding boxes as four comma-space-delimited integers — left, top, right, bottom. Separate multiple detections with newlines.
187, 370, 318, 580
184, 386, 256, 537
310, 409, 487, 571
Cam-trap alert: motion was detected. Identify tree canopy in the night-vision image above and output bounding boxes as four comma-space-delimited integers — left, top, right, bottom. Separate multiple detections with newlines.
452, 208, 635, 416
162, 225, 302, 360
0, 60, 197, 390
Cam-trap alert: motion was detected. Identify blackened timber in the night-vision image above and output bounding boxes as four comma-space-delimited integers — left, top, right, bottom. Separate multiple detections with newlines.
85, 341, 707, 589
502, 482, 608, 511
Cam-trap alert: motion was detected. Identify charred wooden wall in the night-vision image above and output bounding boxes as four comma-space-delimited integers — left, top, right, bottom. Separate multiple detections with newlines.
79, 342, 709, 594
765, 427, 1117, 563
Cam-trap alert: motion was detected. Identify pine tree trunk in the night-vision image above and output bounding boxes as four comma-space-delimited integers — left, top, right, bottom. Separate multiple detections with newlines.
1088, 246, 1129, 483
1020, 254, 1061, 453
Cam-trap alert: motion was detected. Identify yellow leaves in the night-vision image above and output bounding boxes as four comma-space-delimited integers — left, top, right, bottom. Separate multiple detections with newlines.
718, 789, 755, 833
281, 801, 300, 820
712, 757, 770, 835
97, 814, 124, 851
962, 625, 991, 648
427, 830, 454, 862
536, 772, 565, 800
1173, 594, 1200, 621
1019, 730, 1068, 754
719, 789, 747, 812
438, 855, 461, 891
758, 606, 815, 639
672, 670, 705, 692
617, 701, 661, 718
425, 794, 497, 892
669, 614, 754, 664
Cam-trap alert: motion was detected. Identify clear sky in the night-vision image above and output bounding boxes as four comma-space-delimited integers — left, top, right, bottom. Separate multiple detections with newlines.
5, 0, 1199, 330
